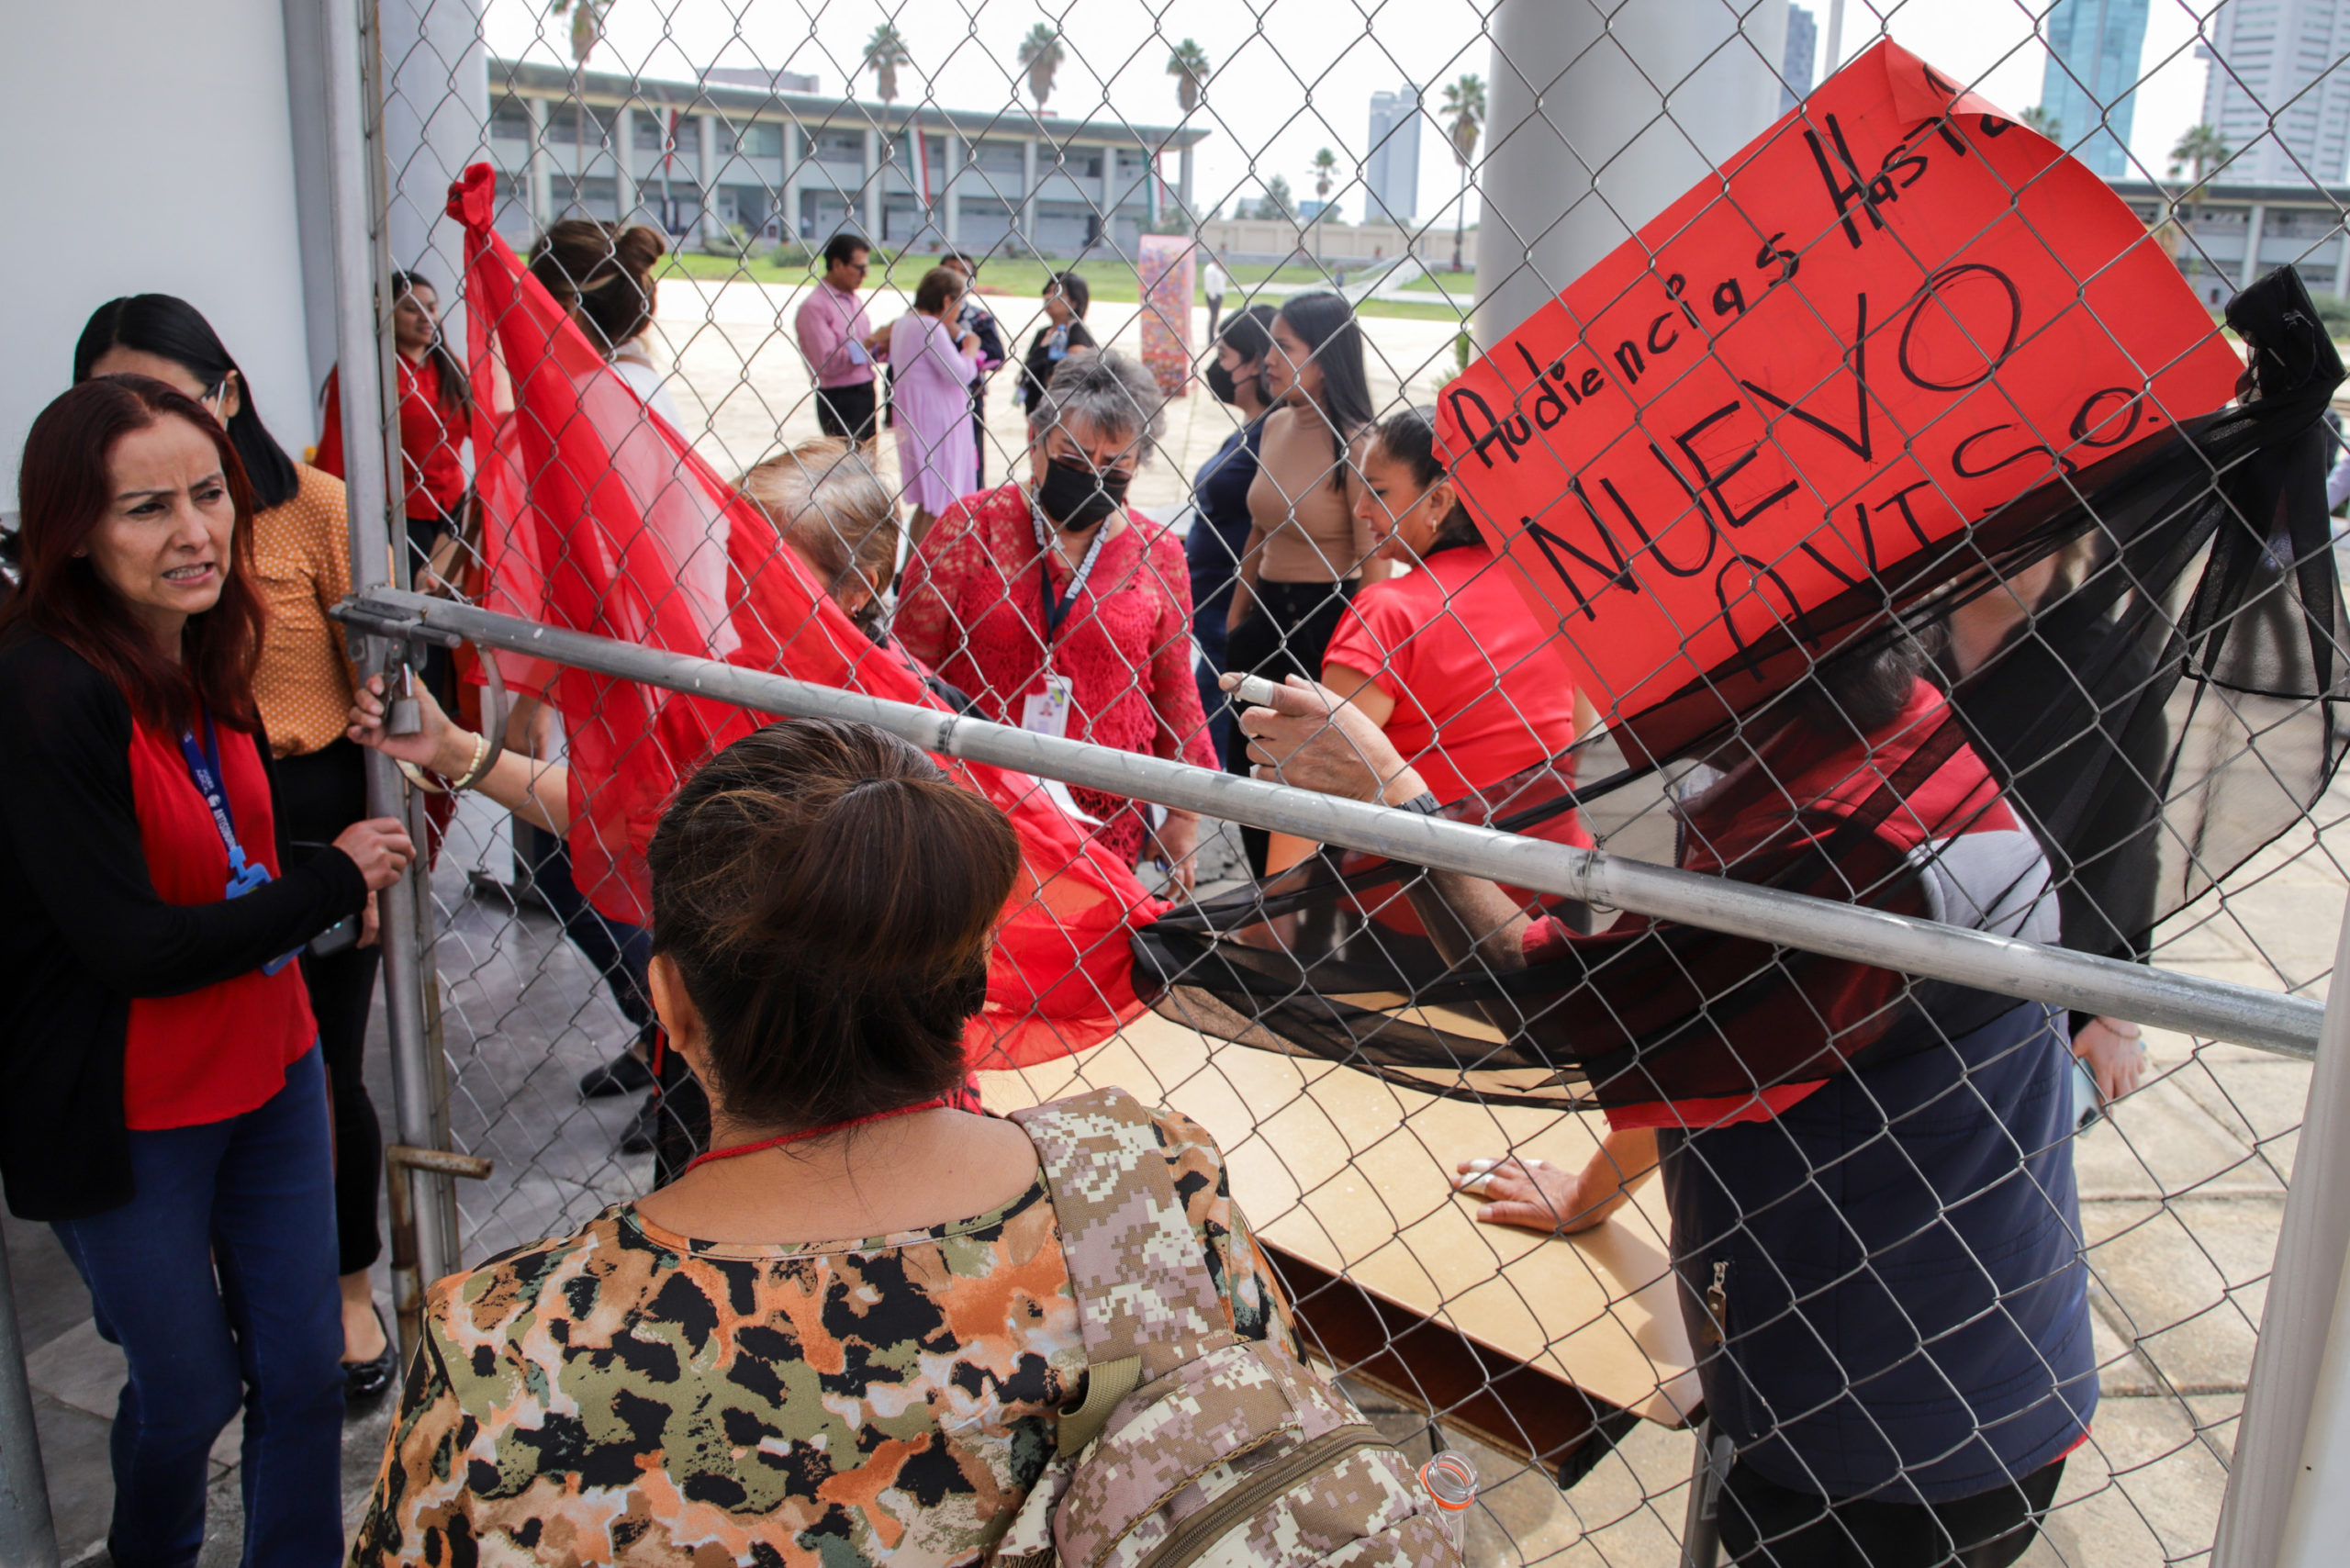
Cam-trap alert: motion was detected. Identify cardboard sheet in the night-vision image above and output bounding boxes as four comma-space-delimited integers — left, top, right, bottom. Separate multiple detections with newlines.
977, 1011, 1701, 1429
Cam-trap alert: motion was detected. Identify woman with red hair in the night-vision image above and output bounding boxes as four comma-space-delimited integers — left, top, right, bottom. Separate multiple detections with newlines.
0, 377, 413, 1568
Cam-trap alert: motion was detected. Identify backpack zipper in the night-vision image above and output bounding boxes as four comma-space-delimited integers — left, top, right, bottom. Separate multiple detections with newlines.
1700, 1260, 1729, 1350
1143, 1425, 1388, 1568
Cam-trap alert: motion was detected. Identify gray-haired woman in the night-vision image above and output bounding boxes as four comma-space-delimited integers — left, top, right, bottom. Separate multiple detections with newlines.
897, 353, 1214, 886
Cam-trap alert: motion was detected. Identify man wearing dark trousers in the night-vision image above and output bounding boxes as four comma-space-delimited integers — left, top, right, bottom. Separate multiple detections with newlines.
794, 233, 883, 442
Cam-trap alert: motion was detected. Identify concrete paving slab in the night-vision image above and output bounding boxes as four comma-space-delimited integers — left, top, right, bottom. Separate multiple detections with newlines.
2082, 1196, 2276, 1396
2019, 1394, 2242, 1567
2072, 1078, 2277, 1202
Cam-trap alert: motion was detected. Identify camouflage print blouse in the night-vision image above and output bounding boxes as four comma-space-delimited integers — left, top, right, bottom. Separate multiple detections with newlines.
349, 1108, 1292, 1567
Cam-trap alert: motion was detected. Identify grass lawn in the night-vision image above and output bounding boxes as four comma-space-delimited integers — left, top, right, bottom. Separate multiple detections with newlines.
658, 247, 1475, 321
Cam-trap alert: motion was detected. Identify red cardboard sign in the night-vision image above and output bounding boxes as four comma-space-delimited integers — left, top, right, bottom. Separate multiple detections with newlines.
1437, 40, 2240, 740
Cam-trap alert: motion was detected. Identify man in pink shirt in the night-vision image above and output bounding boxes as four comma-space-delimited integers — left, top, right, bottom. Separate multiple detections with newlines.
794, 234, 885, 442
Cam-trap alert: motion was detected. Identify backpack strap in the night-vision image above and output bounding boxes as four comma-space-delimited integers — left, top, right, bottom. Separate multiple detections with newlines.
1012, 1086, 1235, 1455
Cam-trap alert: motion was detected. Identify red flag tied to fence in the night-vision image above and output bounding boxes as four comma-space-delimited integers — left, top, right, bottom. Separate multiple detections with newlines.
444, 164, 1160, 1065
1439, 39, 2244, 762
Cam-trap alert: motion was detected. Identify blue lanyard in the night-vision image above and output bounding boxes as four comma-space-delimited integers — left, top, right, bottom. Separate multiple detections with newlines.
177, 720, 245, 868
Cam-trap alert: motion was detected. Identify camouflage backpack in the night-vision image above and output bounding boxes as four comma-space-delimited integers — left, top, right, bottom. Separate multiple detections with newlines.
990, 1087, 1456, 1567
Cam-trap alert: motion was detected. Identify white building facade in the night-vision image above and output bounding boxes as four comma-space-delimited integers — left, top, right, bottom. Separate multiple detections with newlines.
2113, 178, 2350, 302
2198, 0, 2350, 183
486, 59, 1204, 262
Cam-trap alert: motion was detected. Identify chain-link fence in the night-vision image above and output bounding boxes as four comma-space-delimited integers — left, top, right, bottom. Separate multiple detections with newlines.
319, 0, 2350, 1562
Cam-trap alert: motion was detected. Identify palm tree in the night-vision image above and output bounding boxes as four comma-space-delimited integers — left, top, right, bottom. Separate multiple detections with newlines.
1018, 24, 1065, 110
2019, 104, 2062, 141
550, 0, 616, 218
864, 23, 912, 105
1168, 39, 1210, 115
1441, 73, 1485, 272
551, 0, 612, 69
2170, 123, 2232, 186
1313, 147, 1337, 206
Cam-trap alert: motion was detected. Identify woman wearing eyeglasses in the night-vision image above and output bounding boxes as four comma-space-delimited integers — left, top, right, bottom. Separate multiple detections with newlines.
897, 352, 1213, 888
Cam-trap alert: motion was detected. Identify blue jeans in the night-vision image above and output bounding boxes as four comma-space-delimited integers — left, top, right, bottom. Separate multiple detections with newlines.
52, 1047, 344, 1568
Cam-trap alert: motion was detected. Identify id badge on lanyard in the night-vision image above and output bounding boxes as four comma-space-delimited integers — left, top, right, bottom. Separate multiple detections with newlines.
1021, 672, 1074, 738
179, 721, 295, 975
1025, 509, 1103, 741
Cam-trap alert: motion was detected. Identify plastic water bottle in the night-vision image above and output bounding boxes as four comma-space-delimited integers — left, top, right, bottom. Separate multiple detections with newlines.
1417, 1450, 1479, 1555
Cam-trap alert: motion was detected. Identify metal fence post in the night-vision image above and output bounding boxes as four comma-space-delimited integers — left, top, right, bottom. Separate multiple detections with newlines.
2214, 898, 2350, 1567
321, 0, 460, 1350
0, 1228, 59, 1568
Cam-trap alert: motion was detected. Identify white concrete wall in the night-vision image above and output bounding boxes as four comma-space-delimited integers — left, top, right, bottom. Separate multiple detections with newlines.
1, 0, 318, 499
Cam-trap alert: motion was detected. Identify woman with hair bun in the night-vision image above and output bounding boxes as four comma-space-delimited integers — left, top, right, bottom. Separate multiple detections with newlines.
529, 218, 681, 425
349, 718, 1292, 1567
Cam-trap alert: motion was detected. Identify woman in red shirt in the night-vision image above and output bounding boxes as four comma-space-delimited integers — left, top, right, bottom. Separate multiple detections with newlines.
1321, 407, 1597, 829
316, 270, 471, 590
897, 351, 1213, 884
0, 378, 412, 1568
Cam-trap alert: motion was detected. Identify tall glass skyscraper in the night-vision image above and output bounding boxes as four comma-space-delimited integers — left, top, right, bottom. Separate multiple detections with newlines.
1364, 85, 1421, 227
2041, 0, 2152, 178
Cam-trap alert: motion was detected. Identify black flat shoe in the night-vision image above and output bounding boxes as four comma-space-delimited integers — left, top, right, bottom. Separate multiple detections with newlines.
342, 1306, 399, 1409
620, 1093, 659, 1155
579, 1049, 654, 1100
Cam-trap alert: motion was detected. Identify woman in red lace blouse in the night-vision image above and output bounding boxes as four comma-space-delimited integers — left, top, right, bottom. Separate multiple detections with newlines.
897, 352, 1213, 885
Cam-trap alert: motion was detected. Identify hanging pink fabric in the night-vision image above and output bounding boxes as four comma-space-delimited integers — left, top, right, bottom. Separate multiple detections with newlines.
445, 163, 1160, 1067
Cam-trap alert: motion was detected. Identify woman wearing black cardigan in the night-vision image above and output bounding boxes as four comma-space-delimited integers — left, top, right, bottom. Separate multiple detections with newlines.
0, 377, 411, 1568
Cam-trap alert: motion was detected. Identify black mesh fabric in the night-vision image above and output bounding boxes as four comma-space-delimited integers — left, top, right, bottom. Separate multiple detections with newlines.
1134, 266, 2349, 1114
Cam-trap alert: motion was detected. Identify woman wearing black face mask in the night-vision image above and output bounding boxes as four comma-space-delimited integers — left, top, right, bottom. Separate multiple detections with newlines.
898, 353, 1215, 889
1185, 306, 1279, 767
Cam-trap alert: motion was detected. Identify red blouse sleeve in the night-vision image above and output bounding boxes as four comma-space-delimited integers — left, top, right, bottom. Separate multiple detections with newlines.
1144, 524, 1216, 770
895, 491, 991, 669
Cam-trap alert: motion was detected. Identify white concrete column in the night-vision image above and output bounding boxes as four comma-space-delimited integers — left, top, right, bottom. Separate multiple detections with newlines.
526, 95, 552, 230
1180, 144, 1195, 216
614, 103, 638, 223
378, 0, 488, 307
2332, 228, 2350, 299
277, 0, 341, 397
2243, 202, 2267, 288
863, 126, 883, 241
1470, 0, 1788, 347
1022, 137, 1039, 247
945, 134, 964, 245
2217, 906, 2350, 1568
699, 111, 721, 241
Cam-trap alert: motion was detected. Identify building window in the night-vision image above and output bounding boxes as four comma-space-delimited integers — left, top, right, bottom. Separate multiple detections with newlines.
490, 96, 532, 142
635, 111, 672, 152
547, 104, 615, 144
814, 130, 865, 164
973, 140, 1025, 174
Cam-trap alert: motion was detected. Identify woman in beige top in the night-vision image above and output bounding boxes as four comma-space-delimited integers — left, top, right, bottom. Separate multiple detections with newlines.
1223, 292, 1389, 875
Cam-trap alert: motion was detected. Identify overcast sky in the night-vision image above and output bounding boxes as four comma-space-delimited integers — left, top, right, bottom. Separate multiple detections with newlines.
484, 0, 2230, 230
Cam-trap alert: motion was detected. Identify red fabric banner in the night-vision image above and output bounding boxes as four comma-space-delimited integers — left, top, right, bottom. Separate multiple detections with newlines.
445, 165, 1159, 1066
1438, 41, 2242, 754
